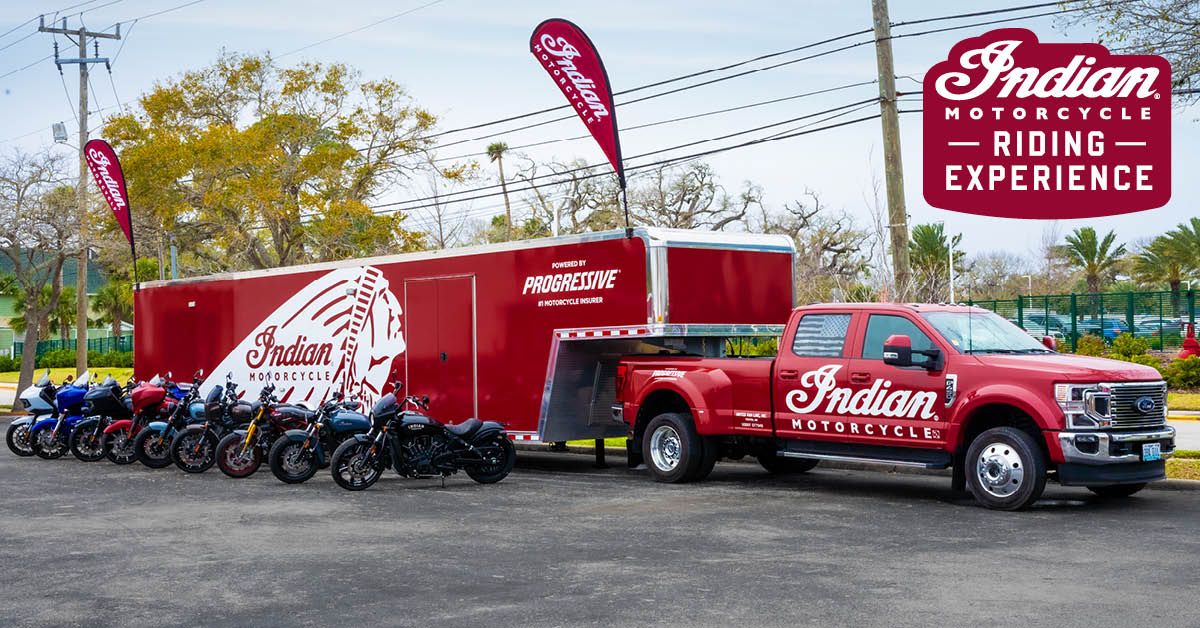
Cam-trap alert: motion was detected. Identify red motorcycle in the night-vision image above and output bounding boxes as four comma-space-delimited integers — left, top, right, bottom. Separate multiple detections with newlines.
103, 374, 187, 464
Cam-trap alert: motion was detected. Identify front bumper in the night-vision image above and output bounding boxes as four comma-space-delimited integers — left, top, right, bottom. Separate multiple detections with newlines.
1057, 426, 1175, 465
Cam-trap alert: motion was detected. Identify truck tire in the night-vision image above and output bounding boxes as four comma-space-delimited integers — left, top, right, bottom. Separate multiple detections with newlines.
642, 413, 704, 483
756, 452, 819, 475
1087, 483, 1146, 498
965, 426, 1046, 511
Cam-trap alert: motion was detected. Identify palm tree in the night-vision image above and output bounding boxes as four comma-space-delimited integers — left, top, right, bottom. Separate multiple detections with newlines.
1134, 236, 1191, 292
908, 223, 963, 302
1064, 227, 1126, 294
91, 281, 133, 339
486, 142, 512, 240
10, 284, 74, 343
1166, 217, 1200, 270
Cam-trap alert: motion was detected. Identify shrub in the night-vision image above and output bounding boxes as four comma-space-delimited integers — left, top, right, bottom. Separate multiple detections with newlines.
36, 348, 75, 369
1074, 335, 1106, 357
1110, 333, 1150, 359
0, 355, 14, 372
1164, 356, 1200, 389
1122, 353, 1164, 372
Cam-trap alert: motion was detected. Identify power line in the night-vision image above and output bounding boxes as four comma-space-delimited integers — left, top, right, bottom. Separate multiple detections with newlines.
279, 0, 446, 57
108, 0, 200, 26
0, 29, 37, 52
888, 0, 1137, 41
0, 17, 39, 42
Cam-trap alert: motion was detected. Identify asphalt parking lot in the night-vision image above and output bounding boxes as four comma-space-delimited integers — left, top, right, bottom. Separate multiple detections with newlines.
1, 442, 1198, 628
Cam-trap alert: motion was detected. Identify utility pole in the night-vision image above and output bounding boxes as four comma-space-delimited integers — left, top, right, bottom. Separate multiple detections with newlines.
40, 16, 120, 376
870, 0, 911, 302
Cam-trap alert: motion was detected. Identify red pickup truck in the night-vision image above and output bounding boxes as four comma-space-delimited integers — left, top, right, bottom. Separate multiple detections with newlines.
615, 303, 1177, 510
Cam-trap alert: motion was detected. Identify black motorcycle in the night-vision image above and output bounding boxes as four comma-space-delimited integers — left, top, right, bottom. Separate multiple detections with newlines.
170, 373, 254, 473
329, 383, 515, 491
267, 392, 370, 484
69, 375, 134, 462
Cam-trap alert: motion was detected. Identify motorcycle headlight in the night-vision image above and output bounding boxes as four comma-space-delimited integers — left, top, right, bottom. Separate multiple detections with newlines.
1054, 383, 1111, 430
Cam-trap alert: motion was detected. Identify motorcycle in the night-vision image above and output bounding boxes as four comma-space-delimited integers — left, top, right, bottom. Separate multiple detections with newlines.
214, 383, 312, 478
29, 371, 91, 459
104, 374, 188, 465
132, 371, 206, 468
268, 391, 370, 484
169, 373, 254, 473
329, 382, 516, 491
69, 375, 135, 462
5, 370, 57, 457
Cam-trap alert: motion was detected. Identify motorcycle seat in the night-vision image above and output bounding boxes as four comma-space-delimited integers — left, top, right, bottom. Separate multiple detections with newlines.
445, 418, 482, 438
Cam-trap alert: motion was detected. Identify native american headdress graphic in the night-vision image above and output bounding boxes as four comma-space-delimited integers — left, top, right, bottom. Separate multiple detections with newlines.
202, 266, 405, 406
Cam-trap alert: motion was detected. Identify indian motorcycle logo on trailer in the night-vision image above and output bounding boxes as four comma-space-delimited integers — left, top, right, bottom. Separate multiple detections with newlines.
923, 28, 1171, 219
201, 266, 406, 405
785, 365, 943, 441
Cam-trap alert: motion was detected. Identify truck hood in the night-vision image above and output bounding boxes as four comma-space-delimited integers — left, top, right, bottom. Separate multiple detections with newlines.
971, 353, 1162, 382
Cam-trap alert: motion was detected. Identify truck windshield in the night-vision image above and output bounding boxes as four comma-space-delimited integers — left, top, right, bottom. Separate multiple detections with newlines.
921, 311, 1052, 354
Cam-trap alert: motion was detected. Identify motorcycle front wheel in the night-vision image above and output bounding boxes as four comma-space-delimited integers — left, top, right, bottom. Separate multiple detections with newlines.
6, 421, 35, 457
330, 439, 383, 491
31, 428, 68, 460
69, 426, 109, 462
269, 437, 319, 484
133, 429, 174, 469
216, 432, 262, 478
106, 431, 137, 464
465, 435, 516, 484
171, 430, 218, 474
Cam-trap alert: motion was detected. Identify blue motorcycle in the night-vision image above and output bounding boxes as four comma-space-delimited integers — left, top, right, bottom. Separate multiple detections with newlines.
29, 371, 92, 460
5, 371, 57, 457
267, 391, 370, 484
131, 371, 205, 468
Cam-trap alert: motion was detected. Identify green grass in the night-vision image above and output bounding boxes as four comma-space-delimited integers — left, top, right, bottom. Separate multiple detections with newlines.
1167, 459, 1200, 481
1173, 450, 1200, 460
0, 367, 133, 385
1168, 392, 1200, 412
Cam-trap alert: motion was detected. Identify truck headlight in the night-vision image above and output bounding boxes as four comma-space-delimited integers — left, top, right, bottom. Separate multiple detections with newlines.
1054, 383, 1111, 430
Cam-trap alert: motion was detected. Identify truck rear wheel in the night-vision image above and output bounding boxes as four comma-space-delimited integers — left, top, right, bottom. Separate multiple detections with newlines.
642, 413, 703, 483
965, 427, 1047, 511
757, 452, 819, 475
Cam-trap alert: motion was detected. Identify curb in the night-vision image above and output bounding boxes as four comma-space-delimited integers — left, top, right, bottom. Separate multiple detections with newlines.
515, 443, 1200, 490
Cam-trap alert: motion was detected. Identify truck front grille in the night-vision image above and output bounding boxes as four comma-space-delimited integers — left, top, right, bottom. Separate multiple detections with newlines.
1108, 382, 1167, 429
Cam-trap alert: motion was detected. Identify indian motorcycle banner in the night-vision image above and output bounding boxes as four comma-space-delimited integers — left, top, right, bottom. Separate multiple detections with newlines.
83, 139, 137, 258
923, 28, 1171, 219
529, 18, 626, 187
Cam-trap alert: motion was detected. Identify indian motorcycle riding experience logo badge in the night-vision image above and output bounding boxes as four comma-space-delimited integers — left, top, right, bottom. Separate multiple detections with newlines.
201, 266, 406, 405
923, 28, 1171, 219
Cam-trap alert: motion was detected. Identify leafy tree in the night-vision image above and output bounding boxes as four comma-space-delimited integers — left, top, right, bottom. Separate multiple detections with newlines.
103, 53, 435, 273
1065, 1, 1199, 105
0, 150, 79, 407
487, 142, 514, 241
92, 280, 133, 339
908, 223, 964, 302
1064, 227, 1126, 294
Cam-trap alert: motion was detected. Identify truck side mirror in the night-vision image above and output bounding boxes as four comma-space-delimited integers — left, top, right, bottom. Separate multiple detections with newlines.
882, 334, 913, 367
1042, 335, 1057, 351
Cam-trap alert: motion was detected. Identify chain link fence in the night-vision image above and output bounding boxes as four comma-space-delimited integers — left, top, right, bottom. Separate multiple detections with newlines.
968, 290, 1196, 352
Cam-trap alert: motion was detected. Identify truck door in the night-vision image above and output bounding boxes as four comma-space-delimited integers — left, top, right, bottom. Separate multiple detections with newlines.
773, 311, 855, 440
404, 276, 477, 422
845, 313, 951, 449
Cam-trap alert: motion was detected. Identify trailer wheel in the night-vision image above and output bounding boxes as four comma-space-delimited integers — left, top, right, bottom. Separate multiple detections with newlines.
756, 452, 819, 475
965, 426, 1047, 511
642, 413, 703, 483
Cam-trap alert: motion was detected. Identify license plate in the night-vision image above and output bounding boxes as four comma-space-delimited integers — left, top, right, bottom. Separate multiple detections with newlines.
1142, 442, 1162, 462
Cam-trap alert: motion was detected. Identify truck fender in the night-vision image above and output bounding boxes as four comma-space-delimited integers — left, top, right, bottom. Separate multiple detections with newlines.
950, 383, 1061, 449
103, 419, 133, 435
633, 372, 728, 435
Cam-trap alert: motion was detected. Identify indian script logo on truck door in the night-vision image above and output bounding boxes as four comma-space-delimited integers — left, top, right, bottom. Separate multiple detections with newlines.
201, 266, 405, 406
786, 365, 938, 420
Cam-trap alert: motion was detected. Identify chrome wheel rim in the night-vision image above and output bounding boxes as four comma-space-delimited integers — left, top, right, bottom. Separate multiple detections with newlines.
110, 433, 132, 456
37, 430, 63, 453
649, 425, 682, 472
77, 432, 104, 457
144, 434, 170, 460
976, 441, 1025, 498
338, 446, 378, 485
11, 424, 32, 453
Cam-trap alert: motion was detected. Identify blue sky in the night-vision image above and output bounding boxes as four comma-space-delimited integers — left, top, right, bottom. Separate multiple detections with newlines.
1, 0, 1196, 260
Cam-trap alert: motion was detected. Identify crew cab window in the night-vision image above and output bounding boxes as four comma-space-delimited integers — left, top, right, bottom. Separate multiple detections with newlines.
791, 313, 851, 357
862, 314, 937, 366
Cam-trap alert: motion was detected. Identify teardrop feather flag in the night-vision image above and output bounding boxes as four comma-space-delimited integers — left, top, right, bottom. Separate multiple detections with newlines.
529, 19, 626, 194
84, 139, 137, 267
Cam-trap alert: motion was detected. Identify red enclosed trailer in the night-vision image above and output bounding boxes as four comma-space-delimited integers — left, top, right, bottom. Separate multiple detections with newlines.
133, 228, 794, 442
